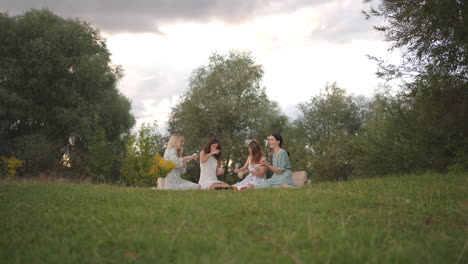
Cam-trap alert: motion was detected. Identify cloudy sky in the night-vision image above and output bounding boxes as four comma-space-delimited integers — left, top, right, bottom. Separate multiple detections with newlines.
2, 0, 398, 132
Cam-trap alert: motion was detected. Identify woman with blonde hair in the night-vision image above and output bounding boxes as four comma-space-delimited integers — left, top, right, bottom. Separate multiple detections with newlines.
163, 134, 200, 190
232, 140, 266, 190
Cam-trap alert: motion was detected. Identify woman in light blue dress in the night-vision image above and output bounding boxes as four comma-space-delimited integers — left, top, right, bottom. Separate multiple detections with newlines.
163, 134, 201, 190
232, 140, 266, 190
248, 134, 293, 189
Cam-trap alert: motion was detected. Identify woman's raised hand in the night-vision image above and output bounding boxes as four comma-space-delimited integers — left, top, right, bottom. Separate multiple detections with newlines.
183, 154, 198, 162
210, 149, 221, 155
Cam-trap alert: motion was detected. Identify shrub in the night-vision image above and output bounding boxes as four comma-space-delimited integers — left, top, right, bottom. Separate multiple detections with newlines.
148, 154, 178, 178
0, 156, 24, 176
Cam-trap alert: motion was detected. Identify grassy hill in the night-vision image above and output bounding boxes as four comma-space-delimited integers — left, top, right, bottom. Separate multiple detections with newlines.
0, 172, 466, 263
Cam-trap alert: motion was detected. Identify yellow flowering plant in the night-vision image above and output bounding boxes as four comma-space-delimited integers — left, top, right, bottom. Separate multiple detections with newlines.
0, 156, 24, 176
148, 153, 178, 178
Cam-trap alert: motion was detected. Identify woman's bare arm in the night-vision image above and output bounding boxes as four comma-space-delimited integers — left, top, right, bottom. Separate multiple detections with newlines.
199, 150, 211, 163
247, 164, 267, 177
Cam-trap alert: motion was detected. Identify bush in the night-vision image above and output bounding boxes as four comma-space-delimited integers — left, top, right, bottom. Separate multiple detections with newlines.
0, 156, 24, 176
120, 122, 165, 187
148, 154, 177, 178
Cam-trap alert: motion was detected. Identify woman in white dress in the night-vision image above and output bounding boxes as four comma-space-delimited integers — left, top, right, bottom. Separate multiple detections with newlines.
163, 134, 201, 190
232, 140, 266, 190
198, 138, 231, 190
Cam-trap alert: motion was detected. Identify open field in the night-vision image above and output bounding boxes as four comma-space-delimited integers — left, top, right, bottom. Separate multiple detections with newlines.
0, 172, 467, 263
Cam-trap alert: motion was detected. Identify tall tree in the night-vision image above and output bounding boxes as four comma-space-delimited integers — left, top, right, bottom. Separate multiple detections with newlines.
297, 83, 363, 181
0, 9, 135, 176
168, 50, 286, 182
363, 0, 468, 171
363, 0, 468, 80
355, 91, 420, 176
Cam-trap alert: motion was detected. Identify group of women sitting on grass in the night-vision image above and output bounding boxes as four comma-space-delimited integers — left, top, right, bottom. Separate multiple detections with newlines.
161, 134, 293, 190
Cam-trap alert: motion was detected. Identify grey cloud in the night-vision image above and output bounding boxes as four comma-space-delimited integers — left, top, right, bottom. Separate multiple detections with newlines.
129, 99, 146, 119
122, 68, 188, 120
309, 1, 380, 43
2, 0, 329, 33
280, 103, 301, 119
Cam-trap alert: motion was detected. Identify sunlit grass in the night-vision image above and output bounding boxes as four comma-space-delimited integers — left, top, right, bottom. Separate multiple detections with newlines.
0, 172, 466, 263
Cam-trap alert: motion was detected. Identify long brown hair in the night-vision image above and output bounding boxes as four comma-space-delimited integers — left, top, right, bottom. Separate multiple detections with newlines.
248, 140, 263, 164
203, 138, 221, 160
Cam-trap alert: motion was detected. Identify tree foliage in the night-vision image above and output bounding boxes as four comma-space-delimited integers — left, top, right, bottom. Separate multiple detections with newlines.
0, 9, 135, 176
363, 0, 468, 80
296, 83, 364, 181
120, 122, 166, 187
363, 0, 468, 172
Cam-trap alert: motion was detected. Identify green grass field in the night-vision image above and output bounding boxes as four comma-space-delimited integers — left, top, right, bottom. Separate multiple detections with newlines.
1, 172, 467, 263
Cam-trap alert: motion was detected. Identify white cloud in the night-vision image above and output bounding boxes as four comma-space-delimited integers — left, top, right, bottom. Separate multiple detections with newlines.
102, 1, 392, 132
2, 0, 394, 131
133, 95, 181, 134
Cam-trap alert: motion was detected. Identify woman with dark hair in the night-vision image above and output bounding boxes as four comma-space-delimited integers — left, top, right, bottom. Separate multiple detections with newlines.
198, 138, 231, 190
232, 140, 266, 190
247, 134, 293, 189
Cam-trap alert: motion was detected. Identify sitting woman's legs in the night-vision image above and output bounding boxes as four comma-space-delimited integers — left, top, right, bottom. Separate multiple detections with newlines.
209, 182, 231, 190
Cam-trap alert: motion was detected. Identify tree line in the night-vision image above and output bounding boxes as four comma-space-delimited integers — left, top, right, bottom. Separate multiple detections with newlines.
0, 2, 466, 185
